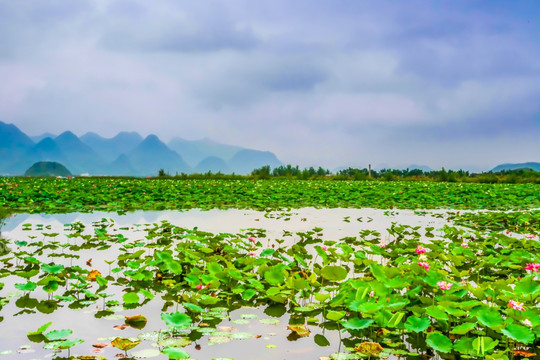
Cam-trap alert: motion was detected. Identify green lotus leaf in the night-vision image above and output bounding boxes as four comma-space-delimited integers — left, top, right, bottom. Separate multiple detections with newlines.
241, 288, 257, 300
321, 265, 348, 281
453, 337, 475, 355
28, 322, 52, 336
123, 292, 140, 304
425, 306, 449, 321
450, 322, 476, 335
474, 308, 503, 329
342, 318, 374, 331
41, 263, 64, 274
161, 312, 192, 328
471, 336, 499, 355
183, 302, 203, 313
163, 347, 190, 359
45, 329, 72, 341
514, 277, 540, 296
15, 282, 36, 292
404, 316, 430, 333
501, 324, 535, 344
264, 265, 287, 285
426, 333, 453, 353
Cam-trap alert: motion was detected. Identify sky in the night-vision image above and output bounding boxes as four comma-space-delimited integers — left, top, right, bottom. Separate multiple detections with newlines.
1, 0, 539, 171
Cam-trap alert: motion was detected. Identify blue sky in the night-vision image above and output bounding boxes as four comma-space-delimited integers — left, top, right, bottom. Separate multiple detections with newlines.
1, 0, 539, 171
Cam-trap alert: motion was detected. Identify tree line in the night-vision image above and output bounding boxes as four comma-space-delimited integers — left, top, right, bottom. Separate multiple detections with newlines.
158, 165, 540, 184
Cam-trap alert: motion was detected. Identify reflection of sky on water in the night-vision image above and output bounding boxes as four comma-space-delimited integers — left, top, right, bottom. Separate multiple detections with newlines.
0, 208, 452, 359
3, 208, 450, 241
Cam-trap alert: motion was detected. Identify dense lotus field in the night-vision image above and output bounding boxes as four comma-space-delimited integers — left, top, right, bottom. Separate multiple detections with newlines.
1, 178, 540, 213
0, 178, 539, 359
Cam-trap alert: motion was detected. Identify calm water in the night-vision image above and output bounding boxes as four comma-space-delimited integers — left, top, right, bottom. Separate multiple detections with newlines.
0, 208, 451, 359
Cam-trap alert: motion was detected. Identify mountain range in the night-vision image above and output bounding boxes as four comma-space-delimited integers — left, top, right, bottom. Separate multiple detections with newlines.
0, 121, 282, 176
491, 162, 540, 172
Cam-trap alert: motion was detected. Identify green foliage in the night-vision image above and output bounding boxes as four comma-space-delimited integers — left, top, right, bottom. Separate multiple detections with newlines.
1, 186, 540, 358
2, 178, 540, 214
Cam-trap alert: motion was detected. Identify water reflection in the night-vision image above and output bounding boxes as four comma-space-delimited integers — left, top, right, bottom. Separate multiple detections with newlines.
0, 209, 451, 359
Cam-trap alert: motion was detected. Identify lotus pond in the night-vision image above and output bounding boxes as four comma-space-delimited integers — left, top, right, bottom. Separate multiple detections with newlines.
0, 207, 538, 360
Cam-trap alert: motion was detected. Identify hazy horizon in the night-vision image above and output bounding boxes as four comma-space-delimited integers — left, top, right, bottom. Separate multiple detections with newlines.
1, 1, 539, 171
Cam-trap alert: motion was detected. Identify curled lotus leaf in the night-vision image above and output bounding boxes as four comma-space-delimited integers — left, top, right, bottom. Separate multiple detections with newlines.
125, 314, 148, 330
287, 324, 310, 337
354, 342, 384, 355
111, 337, 141, 351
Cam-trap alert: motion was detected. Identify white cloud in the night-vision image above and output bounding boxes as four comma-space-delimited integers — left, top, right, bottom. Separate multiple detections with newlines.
1, 0, 539, 170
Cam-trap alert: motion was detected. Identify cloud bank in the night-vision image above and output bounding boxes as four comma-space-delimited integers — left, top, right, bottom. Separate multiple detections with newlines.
1, 0, 539, 170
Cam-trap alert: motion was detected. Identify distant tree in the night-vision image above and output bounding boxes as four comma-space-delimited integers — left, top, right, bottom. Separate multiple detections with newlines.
251, 165, 271, 179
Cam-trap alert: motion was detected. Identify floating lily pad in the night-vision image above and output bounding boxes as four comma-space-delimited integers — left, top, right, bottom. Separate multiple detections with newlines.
131, 348, 161, 358
207, 336, 231, 345
330, 353, 358, 360
162, 347, 190, 359
139, 332, 161, 341
229, 332, 253, 340
158, 337, 192, 348
240, 313, 258, 319
45, 329, 72, 341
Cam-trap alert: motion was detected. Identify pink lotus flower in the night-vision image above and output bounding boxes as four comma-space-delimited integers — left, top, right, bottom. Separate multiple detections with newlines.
524, 263, 540, 272
522, 319, 532, 327
248, 251, 256, 256
196, 284, 203, 290
436, 281, 452, 290
249, 236, 256, 243
526, 234, 536, 239
379, 242, 386, 248
508, 299, 525, 311
321, 246, 328, 251
415, 245, 427, 254
461, 242, 468, 248
417, 262, 430, 271
369, 291, 375, 297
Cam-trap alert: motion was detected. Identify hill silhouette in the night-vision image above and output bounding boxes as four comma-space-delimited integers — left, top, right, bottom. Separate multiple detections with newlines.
0, 120, 281, 175
195, 156, 230, 173
492, 162, 540, 172
126, 135, 191, 175
24, 161, 72, 177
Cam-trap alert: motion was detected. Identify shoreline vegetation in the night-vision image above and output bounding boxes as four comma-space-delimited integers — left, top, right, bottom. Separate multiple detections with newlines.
177, 165, 540, 184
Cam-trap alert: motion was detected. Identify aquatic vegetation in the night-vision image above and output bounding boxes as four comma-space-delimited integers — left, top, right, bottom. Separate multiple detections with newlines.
1, 178, 540, 214
0, 178, 539, 358
0, 213, 538, 359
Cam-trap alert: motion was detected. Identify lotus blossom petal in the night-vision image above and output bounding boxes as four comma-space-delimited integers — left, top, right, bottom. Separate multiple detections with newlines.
508, 299, 525, 311
436, 281, 452, 290
415, 245, 427, 254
